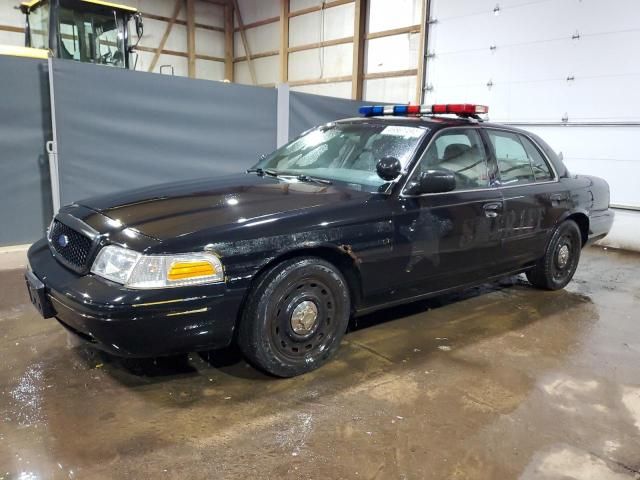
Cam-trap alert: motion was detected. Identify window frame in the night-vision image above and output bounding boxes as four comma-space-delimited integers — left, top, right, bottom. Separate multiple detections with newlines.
400, 126, 496, 197
482, 127, 558, 188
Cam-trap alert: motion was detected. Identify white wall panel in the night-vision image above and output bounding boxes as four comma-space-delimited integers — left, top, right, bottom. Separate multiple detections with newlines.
290, 0, 322, 12
365, 76, 416, 103
196, 29, 225, 57
366, 33, 419, 74
288, 43, 353, 81
134, 0, 187, 21
234, 22, 280, 57
368, 0, 421, 33
0, 31, 22, 46
196, 59, 225, 81
0, 3, 23, 26
291, 81, 352, 99
234, 55, 279, 85
135, 50, 188, 77
289, 3, 354, 47
235, 0, 279, 26
194, 2, 224, 28
138, 19, 187, 53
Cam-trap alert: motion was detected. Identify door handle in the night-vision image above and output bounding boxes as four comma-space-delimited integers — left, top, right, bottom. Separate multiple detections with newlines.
483, 202, 502, 218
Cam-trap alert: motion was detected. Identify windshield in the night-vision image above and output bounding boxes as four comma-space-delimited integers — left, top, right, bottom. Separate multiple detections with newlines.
27, 1, 50, 49
254, 123, 428, 192
57, 6, 127, 67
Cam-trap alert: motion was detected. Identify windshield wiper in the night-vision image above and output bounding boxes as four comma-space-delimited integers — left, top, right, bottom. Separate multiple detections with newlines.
246, 167, 279, 178
296, 174, 333, 185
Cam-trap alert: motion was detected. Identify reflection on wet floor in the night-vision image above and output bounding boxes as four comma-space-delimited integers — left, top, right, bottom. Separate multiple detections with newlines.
1, 246, 639, 479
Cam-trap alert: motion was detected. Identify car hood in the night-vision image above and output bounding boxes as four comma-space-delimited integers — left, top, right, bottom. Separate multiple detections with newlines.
77, 173, 371, 241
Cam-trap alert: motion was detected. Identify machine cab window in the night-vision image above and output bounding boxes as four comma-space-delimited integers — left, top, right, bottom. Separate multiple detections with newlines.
22, 0, 141, 69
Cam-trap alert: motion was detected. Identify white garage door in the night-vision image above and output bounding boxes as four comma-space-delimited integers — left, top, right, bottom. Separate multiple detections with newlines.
424, 0, 640, 210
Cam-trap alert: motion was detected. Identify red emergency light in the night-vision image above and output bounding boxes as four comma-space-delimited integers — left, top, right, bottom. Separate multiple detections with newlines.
359, 103, 489, 118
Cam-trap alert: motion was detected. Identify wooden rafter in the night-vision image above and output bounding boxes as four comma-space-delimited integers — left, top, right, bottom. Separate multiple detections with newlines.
186, 0, 196, 78
142, 12, 224, 33
289, 0, 353, 18
224, 0, 234, 81
415, 0, 430, 103
148, 0, 182, 72
351, 0, 367, 99
279, 0, 289, 83
233, 0, 257, 84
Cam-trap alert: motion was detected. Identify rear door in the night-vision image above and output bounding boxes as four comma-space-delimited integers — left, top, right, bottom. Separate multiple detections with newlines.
483, 128, 567, 270
392, 127, 504, 294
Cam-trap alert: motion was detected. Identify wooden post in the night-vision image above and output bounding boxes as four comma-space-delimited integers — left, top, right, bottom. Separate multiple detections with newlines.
351, 0, 367, 99
186, 0, 196, 78
233, 0, 257, 84
279, 0, 289, 83
224, 0, 234, 81
148, 0, 182, 72
415, 0, 430, 103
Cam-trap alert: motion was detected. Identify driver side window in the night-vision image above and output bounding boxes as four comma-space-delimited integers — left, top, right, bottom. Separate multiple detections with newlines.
407, 128, 489, 192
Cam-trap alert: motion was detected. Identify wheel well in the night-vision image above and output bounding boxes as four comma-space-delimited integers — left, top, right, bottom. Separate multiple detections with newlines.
567, 213, 589, 246
250, 246, 363, 311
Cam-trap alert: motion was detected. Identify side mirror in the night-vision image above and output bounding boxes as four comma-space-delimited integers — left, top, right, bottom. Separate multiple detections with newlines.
376, 156, 402, 181
135, 13, 144, 39
406, 169, 456, 195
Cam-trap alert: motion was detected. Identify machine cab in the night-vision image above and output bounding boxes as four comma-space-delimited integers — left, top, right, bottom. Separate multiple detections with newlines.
21, 0, 143, 69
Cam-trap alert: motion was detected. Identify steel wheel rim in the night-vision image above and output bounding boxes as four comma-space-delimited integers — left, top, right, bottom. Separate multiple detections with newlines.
270, 278, 336, 359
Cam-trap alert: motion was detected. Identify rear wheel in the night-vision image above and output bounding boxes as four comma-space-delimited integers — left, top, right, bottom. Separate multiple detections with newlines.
527, 219, 582, 290
238, 257, 351, 377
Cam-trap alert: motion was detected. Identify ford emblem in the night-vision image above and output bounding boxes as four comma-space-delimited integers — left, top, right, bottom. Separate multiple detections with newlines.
57, 234, 69, 248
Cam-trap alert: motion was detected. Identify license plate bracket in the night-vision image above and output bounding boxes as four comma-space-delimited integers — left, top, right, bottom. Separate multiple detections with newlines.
25, 270, 55, 319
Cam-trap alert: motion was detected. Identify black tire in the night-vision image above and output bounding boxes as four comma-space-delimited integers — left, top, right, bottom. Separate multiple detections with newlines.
238, 256, 351, 377
526, 219, 582, 290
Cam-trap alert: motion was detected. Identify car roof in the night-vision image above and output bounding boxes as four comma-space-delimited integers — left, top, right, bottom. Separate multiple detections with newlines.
334, 115, 524, 133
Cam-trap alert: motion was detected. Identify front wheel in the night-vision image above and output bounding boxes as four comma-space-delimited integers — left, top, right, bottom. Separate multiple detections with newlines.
238, 257, 351, 377
526, 219, 582, 290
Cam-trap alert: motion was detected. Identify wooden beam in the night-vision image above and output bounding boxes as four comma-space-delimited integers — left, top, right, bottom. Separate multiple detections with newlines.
366, 24, 420, 40
200, 0, 228, 6
137, 45, 224, 63
186, 0, 196, 78
142, 12, 225, 33
289, 74, 353, 87
415, 0, 430, 103
351, 0, 367, 99
279, 0, 289, 83
0, 24, 24, 34
234, 50, 278, 63
148, 0, 182, 72
289, 0, 353, 18
233, 16, 279, 32
224, 1, 234, 81
287, 36, 353, 54
233, 0, 257, 84
364, 68, 417, 80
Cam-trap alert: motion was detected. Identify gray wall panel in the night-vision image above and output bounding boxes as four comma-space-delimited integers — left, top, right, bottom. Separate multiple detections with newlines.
52, 59, 277, 205
288, 91, 381, 139
0, 56, 53, 246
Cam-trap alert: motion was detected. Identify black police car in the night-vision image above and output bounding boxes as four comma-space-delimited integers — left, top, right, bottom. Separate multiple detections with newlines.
25, 104, 613, 377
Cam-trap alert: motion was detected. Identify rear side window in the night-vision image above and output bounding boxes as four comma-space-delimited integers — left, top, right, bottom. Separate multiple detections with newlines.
488, 130, 535, 186
520, 136, 554, 181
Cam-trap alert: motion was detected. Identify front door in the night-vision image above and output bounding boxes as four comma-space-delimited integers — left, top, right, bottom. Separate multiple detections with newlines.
392, 127, 504, 297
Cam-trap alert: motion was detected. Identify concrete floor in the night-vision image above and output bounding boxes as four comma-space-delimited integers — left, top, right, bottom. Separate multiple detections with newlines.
1, 247, 639, 479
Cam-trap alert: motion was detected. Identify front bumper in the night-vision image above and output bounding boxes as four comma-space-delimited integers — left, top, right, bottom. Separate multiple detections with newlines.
27, 239, 245, 357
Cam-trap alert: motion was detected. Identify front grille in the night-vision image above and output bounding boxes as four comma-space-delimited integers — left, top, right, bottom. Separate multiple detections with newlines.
49, 220, 94, 271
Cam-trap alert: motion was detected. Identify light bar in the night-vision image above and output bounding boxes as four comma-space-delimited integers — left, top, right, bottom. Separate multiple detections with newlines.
359, 103, 489, 117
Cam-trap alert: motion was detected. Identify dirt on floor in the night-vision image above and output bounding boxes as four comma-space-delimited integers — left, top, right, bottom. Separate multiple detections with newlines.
1, 246, 639, 479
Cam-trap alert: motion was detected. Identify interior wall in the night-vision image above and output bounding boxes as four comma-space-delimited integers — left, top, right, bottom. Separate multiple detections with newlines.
425, 0, 640, 250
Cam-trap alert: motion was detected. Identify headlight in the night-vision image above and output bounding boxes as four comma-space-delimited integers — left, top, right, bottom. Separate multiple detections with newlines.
90, 245, 224, 289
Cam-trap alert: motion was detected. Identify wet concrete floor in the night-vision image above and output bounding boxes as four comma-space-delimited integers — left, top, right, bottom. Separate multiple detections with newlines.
1, 246, 639, 479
